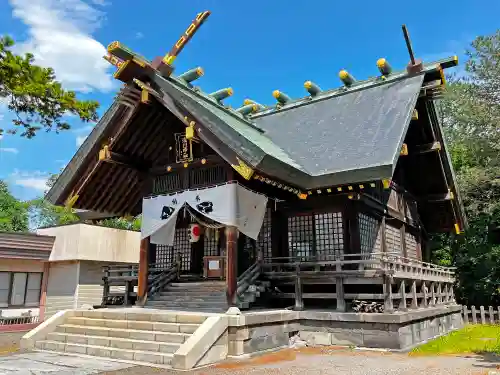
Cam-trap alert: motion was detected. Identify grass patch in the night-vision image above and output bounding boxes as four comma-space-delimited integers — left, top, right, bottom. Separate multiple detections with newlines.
411, 324, 500, 355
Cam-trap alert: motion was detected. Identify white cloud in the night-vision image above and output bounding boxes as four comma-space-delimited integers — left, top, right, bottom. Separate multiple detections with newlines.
9, 0, 115, 93
76, 135, 87, 147
0, 147, 19, 154
135, 31, 144, 39
10, 170, 50, 191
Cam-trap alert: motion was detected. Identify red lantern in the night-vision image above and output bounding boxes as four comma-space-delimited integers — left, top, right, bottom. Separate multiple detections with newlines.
189, 224, 201, 243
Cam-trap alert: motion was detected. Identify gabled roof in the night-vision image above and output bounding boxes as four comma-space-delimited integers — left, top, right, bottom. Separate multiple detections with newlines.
45, 50, 466, 233
154, 71, 424, 188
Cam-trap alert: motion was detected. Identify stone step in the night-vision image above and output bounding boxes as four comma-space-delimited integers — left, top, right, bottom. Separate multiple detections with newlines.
65, 317, 201, 333
78, 310, 208, 324
35, 340, 173, 365
154, 295, 226, 302
168, 282, 225, 288
47, 332, 181, 353
146, 301, 228, 309
158, 291, 226, 297
57, 324, 192, 342
145, 306, 227, 313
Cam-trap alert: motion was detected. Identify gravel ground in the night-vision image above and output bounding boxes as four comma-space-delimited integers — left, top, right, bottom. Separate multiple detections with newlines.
99, 347, 500, 375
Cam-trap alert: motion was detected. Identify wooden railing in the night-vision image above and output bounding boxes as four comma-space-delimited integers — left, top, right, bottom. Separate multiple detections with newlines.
262, 253, 455, 282
102, 259, 180, 307
462, 305, 500, 324
262, 253, 456, 312
236, 260, 261, 297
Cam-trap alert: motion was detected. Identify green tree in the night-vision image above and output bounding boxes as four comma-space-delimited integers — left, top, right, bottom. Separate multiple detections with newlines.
0, 35, 99, 138
435, 29, 500, 306
0, 180, 28, 232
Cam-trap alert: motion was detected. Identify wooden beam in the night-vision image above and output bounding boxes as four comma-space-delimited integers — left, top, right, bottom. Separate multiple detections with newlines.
98, 146, 151, 171
411, 141, 441, 155
419, 189, 454, 202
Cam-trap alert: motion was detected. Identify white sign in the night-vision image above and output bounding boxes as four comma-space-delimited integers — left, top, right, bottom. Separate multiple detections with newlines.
208, 260, 220, 270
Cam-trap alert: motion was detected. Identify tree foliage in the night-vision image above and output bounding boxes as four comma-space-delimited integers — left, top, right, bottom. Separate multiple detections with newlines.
0, 180, 28, 232
0, 35, 99, 138
435, 29, 500, 306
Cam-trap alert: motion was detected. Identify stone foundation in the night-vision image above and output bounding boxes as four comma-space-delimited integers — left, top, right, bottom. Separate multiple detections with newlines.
226, 305, 463, 356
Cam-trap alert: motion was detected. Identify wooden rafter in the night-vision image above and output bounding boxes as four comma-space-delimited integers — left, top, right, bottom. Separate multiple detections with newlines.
411, 141, 441, 155
419, 189, 454, 202
98, 146, 151, 171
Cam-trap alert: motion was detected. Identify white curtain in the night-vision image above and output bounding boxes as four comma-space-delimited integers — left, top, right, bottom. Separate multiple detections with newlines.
141, 183, 268, 245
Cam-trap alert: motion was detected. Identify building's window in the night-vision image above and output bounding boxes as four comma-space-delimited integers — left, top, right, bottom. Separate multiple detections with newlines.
10, 273, 27, 306
288, 215, 314, 259
257, 207, 272, 259
0, 272, 42, 308
315, 212, 344, 260
287, 212, 344, 260
0, 272, 10, 307
25, 273, 42, 306
358, 213, 382, 259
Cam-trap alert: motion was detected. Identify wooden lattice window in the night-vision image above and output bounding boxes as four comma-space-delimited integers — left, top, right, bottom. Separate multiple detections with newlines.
155, 244, 174, 269
153, 173, 182, 194
172, 228, 191, 272
358, 213, 382, 259
288, 215, 314, 259
257, 207, 272, 259
405, 231, 418, 259
385, 224, 402, 255
287, 212, 344, 260
314, 212, 343, 260
203, 229, 220, 257
189, 166, 227, 189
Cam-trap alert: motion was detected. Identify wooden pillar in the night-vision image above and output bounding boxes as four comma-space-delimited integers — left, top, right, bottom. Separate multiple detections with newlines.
421, 281, 428, 308
336, 277, 346, 312
410, 280, 418, 309
226, 226, 238, 307
437, 283, 442, 304
38, 262, 50, 322
398, 280, 407, 311
430, 282, 436, 306
294, 264, 304, 310
383, 275, 394, 312
137, 236, 150, 306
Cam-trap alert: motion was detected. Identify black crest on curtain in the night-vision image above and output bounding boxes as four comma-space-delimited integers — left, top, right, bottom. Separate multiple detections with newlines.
196, 201, 213, 214
160, 206, 175, 220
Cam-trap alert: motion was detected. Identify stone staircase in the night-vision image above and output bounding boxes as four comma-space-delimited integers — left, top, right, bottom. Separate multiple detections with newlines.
146, 279, 271, 311
146, 281, 228, 312
32, 309, 208, 366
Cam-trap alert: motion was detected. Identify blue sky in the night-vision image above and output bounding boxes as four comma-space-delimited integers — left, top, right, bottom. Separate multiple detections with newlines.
0, 0, 498, 201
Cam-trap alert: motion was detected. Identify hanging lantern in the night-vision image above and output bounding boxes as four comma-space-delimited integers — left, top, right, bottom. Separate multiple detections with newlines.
189, 224, 201, 242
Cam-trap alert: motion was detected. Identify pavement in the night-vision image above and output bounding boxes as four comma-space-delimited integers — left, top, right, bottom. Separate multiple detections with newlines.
0, 352, 133, 375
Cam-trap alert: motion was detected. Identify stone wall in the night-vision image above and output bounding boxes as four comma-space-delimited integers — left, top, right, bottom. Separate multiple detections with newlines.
227, 311, 300, 357
227, 305, 463, 356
